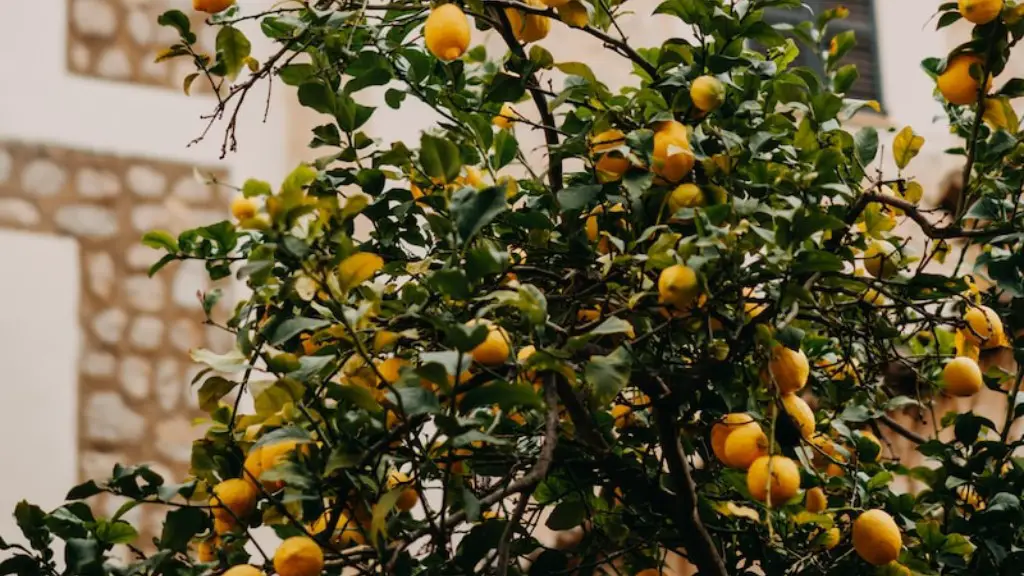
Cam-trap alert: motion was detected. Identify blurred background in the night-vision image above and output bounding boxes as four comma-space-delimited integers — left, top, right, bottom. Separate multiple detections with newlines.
0, 0, 1008, 563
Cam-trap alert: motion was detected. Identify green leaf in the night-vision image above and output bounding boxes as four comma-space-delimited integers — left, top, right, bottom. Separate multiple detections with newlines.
371, 488, 404, 541
190, 348, 248, 373
333, 384, 383, 413
298, 82, 336, 115
584, 347, 632, 408
141, 230, 178, 252
451, 185, 508, 243
157, 10, 195, 44
197, 376, 237, 412
94, 520, 138, 545
215, 27, 251, 80
243, 178, 272, 197
556, 184, 601, 212
459, 382, 543, 412
546, 501, 586, 530
854, 126, 878, 166
893, 126, 925, 170
916, 520, 945, 551
335, 92, 375, 131
0, 556, 38, 576
793, 250, 844, 273
554, 62, 597, 83
529, 45, 554, 69
251, 378, 305, 416
942, 533, 975, 556
270, 317, 332, 346
252, 426, 313, 449
832, 64, 859, 94
159, 507, 206, 552
388, 386, 441, 417
65, 481, 103, 501
64, 538, 101, 575
278, 63, 315, 86
420, 134, 462, 183
493, 130, 518, 170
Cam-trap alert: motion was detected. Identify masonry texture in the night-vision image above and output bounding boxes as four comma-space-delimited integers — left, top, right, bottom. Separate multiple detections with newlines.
0, 140, 231, 536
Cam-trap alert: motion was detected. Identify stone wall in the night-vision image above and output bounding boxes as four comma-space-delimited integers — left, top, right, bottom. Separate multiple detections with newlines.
0, 140, 229, 535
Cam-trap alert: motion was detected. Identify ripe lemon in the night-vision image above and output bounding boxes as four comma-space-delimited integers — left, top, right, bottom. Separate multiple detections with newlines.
652, 120, 694, 183
467, 319, 511, 365
959, 0, 1003, 24
387, 471, 420, 511
852, 509, 902, 566
943, 356, 984, 396
963, 304, 1004, 348
193, 0, 235, 14
260, 439, 305, 491
506, 0, 551, 43
816, 527, 841, 550
711, 413, 755, 463
424, 4, 471, 61
222, 565, 263, 576
213, 516, 237, 535
723, 423, 769, 469
310, 511, 367, 547
863, 241, 899, 279
210, 478, 259, 522
690, 75, 726, 113
273, 536, 323, 576
231, 195, 257, 221
780, 394, 815, 438
746, 455, 801, 504
938, 54, 991, 106
658, 264, 700, 309
765, 345, 809, 394
805, 487, 827, 513
493, 103, 517, 129
243, 446, 264, 486
826, 452, 847, 478
666, 183, 705, 216
556, 0, 589, 27
611, 404, 635, 429
591, 130, 629, 182
196, 538, 218, 562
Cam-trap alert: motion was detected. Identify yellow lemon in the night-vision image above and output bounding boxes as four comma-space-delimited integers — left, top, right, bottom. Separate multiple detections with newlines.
765, 345, 809, 394
938, 54, 992, 106
959, 0, 1003, 24
210, 478, 259, 522
539, 0, 569, 6
506, 0, 551, 43
852, 509, 902, 566
746, 456, 801, 504
963, 304, 1004, 348
213, 516, 237, 535
863, 241, 900, 279
723, 423, 769, 470
424, 4, 471, 61
711, 413, 754, 464
805, 487, 827, 513
611, 404, 634, 429
943, 356, 984, 396
666, 183, 705, 217
222, 566, 263, 576
658, 264, 700, 309
780, 394, 815, 438
690, 75, 726, 113
231, 195, 258, 221
243, 446, 264, 487
193, 0, 235, 14
556, 0, 589, 27
260, 440, 305, 491
273, 537, 323, 576
591, 129, 629, 182
467, 319, 511, 365
310, 511, 367, 547
652, 120, 694, 183
493, 103, 517, 129
816, 527, 841, 550
387, 471, 420, 511
196, 538, 218, 562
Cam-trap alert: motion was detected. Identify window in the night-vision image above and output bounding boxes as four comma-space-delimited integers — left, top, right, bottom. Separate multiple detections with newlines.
764, 0, 882, 104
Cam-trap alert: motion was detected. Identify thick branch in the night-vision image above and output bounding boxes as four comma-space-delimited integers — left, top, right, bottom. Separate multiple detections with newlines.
652, 405, 729, 576
877, 413, 927, 445
863, 191, 1017, 239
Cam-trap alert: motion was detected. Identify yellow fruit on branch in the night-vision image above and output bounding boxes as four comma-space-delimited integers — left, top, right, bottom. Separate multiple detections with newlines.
196, 538, 218, 562
943, 356, 984, 397
963, 304, 1005, 349
222, 565, 263, 576
259, 439, 307, 491
273, 537, 323, 576
556, 0, 589, 27
193, 0, 235, 14
805, 487, 827, 513
746, 455, 801, 504
711, 413, 755, 464
467, 319, 511, 365
493, 103, 518, 129
387, 470, 420, 511
243, 446, 264, 487
852, 509, 902, 566
765, 345, 809, 394
814, 527, 841, 550
938, 54, 992, 106
723, 422, 769, 469
666, 183, 705, 217
652, 120, 694, 183
231, 195, 258, 221
959, 0, 1003, 24
690, 75, 726, 113
424, 4, 471, 61
505, 0, 551, 43
584, 203, 627, 253
213, 516, 237, 535
611, 404, 635, 429
862, 240, 900, 279
590, 129, 630, 182
309, 511, 367, 547
210, 478, 259, 522
658, 264, 700, 310
780, 394, 816, 438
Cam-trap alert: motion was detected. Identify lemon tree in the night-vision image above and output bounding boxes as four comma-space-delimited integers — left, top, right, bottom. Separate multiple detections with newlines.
7, 1, 1024, 575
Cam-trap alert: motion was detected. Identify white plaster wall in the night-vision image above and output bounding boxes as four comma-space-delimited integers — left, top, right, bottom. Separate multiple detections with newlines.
0, 230, 80, 545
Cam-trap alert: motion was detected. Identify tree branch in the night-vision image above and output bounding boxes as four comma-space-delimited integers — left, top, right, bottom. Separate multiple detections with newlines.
652, 405, 729, 576
877, 413, 927, 445
863, 191, 1017, 239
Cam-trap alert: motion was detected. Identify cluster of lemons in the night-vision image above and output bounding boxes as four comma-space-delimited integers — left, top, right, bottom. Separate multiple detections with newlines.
937, 0, 1005, 105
